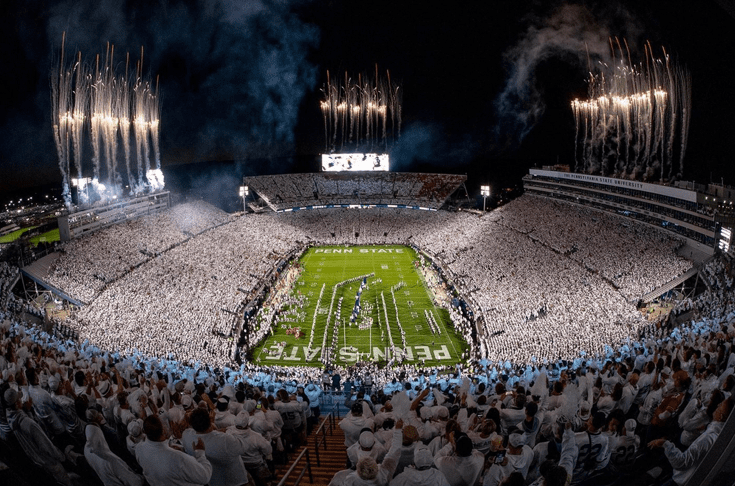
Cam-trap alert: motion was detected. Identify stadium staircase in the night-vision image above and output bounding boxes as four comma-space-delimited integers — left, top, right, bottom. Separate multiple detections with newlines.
639, 265, 701, 303
274, 398, 347, 486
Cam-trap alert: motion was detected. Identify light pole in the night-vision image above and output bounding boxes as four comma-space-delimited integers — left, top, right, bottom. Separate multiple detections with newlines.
71, 177, 92, 205
239, 186, 249, 213
480, 185, 490, 212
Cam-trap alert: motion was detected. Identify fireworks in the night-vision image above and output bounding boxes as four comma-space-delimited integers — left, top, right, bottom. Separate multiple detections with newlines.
51, 35, 162, 208
320, 66, 402, 153
571, 39, 691, 181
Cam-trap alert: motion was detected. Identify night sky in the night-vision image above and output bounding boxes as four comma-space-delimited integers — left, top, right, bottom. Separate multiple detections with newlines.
1, 0, 734, 199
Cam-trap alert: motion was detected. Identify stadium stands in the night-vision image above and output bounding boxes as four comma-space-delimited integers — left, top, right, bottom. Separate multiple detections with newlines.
27, 195, 695, 374
1, 244, 735, 485
244, 172, 467, 211
6, 188, 735, 485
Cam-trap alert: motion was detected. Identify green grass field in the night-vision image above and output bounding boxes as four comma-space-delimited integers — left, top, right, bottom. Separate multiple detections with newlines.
29, 228, 60, 246
252, 245, 468, 368
0, 226, 37, 243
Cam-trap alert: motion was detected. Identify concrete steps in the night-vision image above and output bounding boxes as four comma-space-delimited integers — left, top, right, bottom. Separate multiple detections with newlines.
274, 412, 347, 486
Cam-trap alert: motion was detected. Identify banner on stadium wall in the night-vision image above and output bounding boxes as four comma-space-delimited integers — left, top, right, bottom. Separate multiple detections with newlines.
529, 169, 698, 203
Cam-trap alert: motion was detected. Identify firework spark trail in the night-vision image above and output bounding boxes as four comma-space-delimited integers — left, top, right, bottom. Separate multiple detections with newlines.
320, 67, 402, 153
150, 76, 161, 170
118, 55, 133, 192
90, 56, 103, 183
52, 35, 161, 202
71, 52, 87, 183
572, 41, 690, 181
132, 49, 159, 190
98, 47, 119, 188
133, 79, 148, 189
51, 33, 73, 207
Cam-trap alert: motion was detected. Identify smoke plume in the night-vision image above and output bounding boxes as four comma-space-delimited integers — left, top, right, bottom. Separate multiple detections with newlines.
494, 3, 642, 150
45, 0, 319, 165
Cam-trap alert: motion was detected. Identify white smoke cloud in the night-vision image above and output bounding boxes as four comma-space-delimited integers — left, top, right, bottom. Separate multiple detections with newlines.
494, 3, 642, 150
45, 0, 320, 167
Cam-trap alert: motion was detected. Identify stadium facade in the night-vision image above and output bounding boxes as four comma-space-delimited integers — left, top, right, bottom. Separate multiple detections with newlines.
57, 192, 170, 242
523, 167, 735, 257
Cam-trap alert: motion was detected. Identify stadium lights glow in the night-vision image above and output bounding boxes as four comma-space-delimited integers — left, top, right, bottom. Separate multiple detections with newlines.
71, 177, 92, 189
239, 186, 249, 213
481, 185, 491, 212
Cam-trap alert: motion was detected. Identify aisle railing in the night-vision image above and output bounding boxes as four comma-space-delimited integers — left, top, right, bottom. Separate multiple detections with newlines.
275, 404, 338, 486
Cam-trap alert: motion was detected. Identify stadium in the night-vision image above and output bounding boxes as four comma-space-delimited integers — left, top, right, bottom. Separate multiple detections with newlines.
4, 164, 735, 485
2, 2, 735, 486
20, 171, 702, 372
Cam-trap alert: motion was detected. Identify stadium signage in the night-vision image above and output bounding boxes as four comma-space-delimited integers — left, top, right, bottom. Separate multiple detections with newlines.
321, 153, 389, 172
313, 248, 404, 254
263, 344, 452, 363
528, 168, 697, 203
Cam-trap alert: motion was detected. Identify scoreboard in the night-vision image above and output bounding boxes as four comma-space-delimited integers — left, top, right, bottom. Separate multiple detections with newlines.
321, 153, 389, 172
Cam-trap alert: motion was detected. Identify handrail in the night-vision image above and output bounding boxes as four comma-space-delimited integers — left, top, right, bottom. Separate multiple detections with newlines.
313, 404, 338, 467
275, 447, 313, 486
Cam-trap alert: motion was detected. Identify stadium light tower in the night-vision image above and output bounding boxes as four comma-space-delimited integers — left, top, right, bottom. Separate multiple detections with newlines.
71, 177, 92, 204
480, 185, 491, 212
239, 185, 249, 213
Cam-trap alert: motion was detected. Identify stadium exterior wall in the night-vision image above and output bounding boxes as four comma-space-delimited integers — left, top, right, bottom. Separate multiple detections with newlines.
58, 192, 171, 242
524, 169, 717, 253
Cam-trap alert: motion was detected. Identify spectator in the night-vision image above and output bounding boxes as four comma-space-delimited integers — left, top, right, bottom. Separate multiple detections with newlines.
135, 415, 212, 486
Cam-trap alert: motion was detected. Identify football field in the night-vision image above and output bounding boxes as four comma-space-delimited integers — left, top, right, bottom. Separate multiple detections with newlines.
252, 245, 468, 367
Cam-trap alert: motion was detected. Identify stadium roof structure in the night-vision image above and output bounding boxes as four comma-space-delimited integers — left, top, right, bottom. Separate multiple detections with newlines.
243, 172, 467, 212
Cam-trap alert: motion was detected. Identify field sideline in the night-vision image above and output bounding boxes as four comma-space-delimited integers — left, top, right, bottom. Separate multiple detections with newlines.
252, 244, 469, 367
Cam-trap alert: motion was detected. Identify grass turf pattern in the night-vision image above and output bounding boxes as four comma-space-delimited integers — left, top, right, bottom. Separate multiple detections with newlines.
253, 245, 468, 367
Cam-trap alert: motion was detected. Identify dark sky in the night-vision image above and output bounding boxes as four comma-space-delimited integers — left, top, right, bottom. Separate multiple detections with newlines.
1, 0, 734, 194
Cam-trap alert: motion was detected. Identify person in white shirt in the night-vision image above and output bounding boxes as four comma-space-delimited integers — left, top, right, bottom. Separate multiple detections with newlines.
135, 415, 212, 486
331, 420, 404, 486
347, 430, 387, 468
84, 417, 144, 486
391, 446, 450, 486
25, 368, 66, 439
4, 387, 75, 486
618, 373, 639, 415
608, 419, 640, 473
435, 432, 485, 486
304, 382, 323, 419
214, 397, 237, 429
572, 411, 610, 483
677, 389, 723, 447
527, 422, 578, 486
182, 407, 249, 486
482, 432, 534, 486
251, 397, 282, 443
226, 412, 273, 486
648, 397, 734, 486
340, 401, 375, 447
126, 419, 146, 456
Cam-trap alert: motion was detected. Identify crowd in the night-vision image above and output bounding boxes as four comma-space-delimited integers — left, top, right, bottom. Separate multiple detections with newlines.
327, 252, 735, 486
46, 201, 231, 303
1, 193, 727, 485
37, 196, 696, 371
0, 247, 734, 485
68, 214, 297, 369
495, 197, 691, 300
246, 173, 465, 211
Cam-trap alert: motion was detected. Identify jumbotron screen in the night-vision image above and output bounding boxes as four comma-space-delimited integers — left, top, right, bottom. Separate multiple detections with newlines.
321, 153, 389, 172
